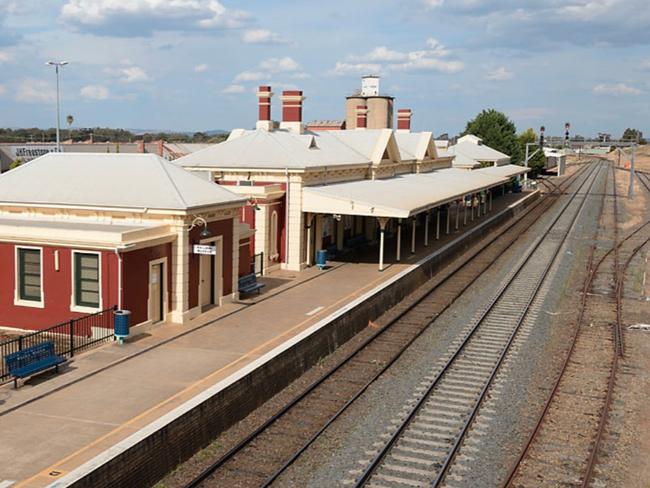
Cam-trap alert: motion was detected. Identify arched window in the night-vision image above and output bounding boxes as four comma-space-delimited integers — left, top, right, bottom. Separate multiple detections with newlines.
270, 210, 279, 260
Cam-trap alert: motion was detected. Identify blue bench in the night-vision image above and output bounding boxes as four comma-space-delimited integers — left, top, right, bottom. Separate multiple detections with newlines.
4, 341, 66, 388
238, 273, 265, 295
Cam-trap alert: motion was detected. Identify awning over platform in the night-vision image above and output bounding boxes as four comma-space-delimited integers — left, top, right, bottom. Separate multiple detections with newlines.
476, 164, 530, 178
0, 217, 174, 249
302, 170, 508, 219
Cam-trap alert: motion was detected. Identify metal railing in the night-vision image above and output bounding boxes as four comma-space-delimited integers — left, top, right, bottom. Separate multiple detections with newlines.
0, 305, 117, 382
252, 252, 264, 276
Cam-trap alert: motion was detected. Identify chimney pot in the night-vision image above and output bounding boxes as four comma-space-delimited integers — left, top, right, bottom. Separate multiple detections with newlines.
397, 108, 412, 131
280, 90, 305, 134
256, 85, 274, 131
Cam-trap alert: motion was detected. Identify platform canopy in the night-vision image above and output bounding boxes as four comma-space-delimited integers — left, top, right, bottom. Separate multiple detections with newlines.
302, 169, 508, 219
476, 164, 530, 178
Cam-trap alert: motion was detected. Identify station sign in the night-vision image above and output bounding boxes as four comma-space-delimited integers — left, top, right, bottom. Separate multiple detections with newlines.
193, 244, 216, 255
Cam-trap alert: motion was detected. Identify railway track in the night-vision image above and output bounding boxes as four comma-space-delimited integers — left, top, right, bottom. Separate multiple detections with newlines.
505, 163, 650, 487
350, 162, 603, 488
178, 166, 591, 488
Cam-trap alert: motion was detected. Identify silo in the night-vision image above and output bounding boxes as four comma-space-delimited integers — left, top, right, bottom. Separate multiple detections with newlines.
367, 96, 394, 129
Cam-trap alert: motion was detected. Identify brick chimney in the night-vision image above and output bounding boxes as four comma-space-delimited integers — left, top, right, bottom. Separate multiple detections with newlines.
355, 105, 368, 130
256, 85, 273, 131
397, 109, 412, 131
280, 90, 305, 134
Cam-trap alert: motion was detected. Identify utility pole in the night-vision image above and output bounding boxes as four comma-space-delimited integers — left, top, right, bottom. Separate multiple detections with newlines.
46, 61, 69, 152
629, 144, 636, 200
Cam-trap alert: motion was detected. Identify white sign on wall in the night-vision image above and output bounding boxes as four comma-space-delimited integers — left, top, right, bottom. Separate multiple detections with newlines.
11, 145, 61, 162
193, 244, 216, 255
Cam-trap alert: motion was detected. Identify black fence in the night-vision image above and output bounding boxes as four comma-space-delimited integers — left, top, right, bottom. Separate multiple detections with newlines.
0, 306, 117, 382
252, 252, 264, 276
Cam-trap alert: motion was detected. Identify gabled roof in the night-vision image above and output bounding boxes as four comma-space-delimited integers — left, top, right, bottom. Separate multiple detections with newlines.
394, 131, 439, 161
0, 153, 244, 212
176, 128, 402, 170
449, 137, 511, 166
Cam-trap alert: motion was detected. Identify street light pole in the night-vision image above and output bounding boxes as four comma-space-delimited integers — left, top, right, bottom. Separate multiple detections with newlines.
629, 144, 636, 200
46, 61, 68, 152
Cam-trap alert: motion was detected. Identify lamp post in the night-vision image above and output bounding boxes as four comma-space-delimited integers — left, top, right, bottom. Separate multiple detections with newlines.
46, 60, 69, 152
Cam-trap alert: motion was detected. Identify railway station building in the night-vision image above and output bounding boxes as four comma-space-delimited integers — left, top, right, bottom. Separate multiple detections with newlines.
0, 153, 247, 332
177, 86, 528, 273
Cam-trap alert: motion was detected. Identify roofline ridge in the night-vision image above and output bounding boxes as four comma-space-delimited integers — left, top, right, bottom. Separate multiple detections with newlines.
322, 131, 374, 161
155, 154, 190, 209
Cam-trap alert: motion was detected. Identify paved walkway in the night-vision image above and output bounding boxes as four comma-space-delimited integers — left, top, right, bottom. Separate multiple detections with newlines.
0, 192, 530, 487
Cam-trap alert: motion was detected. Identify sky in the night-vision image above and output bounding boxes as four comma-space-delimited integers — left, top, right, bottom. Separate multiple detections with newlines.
0, 0, 648, 138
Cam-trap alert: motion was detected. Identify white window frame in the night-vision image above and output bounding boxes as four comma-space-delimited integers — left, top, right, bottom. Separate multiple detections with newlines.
14, 245, 44, 309
70, 250, 103, 313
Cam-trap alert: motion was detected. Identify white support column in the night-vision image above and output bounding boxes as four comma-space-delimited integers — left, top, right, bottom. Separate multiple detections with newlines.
436, 209, 440, 240
446, 205, 450, 235
483, 192, 487, 215
489, 190, 493, 211
463, 197, 468, 225
396, 219, 402, 261
305, 212, 313, 266
231, 215, 240, 300
255, 203, 270, 273
471, 194, 475, 221
455, 201, 460, 230
378, 217, 389, 272
424, 213, 429, 247
411, 217, 416, 254
286, 179, 305, 271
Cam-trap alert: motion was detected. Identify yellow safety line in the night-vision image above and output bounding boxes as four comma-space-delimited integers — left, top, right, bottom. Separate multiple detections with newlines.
19, 268, 394, 487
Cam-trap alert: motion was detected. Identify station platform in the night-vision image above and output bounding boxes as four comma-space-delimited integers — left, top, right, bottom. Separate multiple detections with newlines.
0, 191, 536, 487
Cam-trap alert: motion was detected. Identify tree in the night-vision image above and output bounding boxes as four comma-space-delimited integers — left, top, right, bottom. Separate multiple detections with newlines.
66, 115, 74, 141
518, 128, 546, 177
462, 109, 522, 164
622, 128, 646, 144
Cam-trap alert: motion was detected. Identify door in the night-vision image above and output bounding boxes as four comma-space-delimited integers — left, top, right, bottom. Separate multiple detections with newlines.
150, 263, 164, 323
200, 253, 216, 308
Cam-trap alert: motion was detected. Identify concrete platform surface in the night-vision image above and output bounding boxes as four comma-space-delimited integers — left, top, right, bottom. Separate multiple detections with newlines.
0, 192, 533, 488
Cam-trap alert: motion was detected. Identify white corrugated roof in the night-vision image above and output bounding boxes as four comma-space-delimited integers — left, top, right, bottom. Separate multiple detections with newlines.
394, 131, 438, 161
476, 164, 530, 178
176, 128, 411, 170
449, 137, 511, 165
302, 169, 507, 219
0, 153, 245, 211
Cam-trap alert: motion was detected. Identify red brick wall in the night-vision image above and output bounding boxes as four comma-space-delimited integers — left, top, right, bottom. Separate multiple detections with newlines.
122, 243, 173, 326
0, 243, 118, 331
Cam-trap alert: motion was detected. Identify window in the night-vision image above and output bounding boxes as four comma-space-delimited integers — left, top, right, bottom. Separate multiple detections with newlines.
18, 248, 42, 302
74, 253, 100, 309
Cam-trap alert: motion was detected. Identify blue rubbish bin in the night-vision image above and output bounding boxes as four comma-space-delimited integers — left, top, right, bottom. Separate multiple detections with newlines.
114, 310, 131, 344
316, 249, 328, 270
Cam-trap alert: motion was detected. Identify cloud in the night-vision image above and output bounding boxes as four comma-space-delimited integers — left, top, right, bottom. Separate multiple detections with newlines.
291, 72, 311, 80
0, 84, 5, 96
80, 84, 109, 100
593, 83, 642, 96
340, 39, 463, 75
486, 67, 514, 81
331, 62, 383, 76
0, 49, 12, 63
105, 65, 150, 83
259, 56, 300, 73
507, 107, 550, 121
60, 0, 250, 37
15, 79, 56, 103
222, 84, 245, 94
235, 70, 266, 82
420, 0, 650, 48
194, 63, 208, 73
241, 29, 288, 44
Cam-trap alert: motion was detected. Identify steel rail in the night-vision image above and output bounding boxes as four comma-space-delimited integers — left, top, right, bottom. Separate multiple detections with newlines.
180, 168, 589, 488
354, 162, 602, 487
504, 164, 650, 488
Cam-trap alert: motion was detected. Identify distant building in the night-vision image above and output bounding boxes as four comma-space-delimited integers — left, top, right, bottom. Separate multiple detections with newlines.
305, 120, 346, 131
345, 76, 395, 130
0, 140, 209, 172
448, 135, 511, 169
